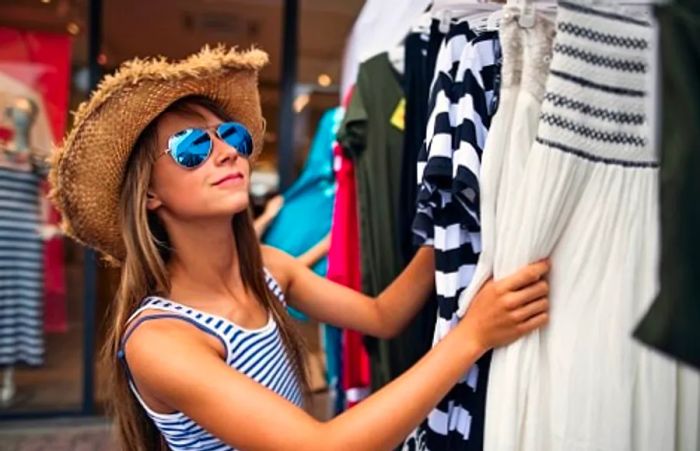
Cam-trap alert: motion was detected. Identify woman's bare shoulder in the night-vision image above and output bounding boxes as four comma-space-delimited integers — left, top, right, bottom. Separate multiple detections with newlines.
260, 245, 296, 288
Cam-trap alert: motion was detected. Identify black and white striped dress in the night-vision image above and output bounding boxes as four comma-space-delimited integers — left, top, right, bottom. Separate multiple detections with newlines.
406, 19, 500, 451
0, 165, 44, 367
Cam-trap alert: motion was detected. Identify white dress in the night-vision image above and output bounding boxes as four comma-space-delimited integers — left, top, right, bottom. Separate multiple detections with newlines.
452, 2, 700, 451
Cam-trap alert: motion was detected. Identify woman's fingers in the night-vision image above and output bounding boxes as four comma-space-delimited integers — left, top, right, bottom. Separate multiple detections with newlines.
512, 297, 549, 323
500, 259, 550, 292
460, 260, 552, 351
506, 280, 549, 309
517, 311, 549, 334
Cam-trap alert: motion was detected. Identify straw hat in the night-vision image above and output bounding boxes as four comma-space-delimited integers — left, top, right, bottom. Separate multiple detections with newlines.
49, 45, 269, 265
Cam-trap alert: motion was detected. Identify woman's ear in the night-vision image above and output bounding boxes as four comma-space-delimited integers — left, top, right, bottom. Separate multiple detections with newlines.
146, 190, 163, 211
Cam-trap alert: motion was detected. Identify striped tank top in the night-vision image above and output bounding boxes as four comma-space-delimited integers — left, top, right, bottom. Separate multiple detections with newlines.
118, 270, 302, 450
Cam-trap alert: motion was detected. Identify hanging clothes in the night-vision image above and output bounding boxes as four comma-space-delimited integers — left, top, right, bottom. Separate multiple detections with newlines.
404, 16, 501, 451
337, 52, 403, 390
337, 52, 435, 391
451, 3, 699, 451
399, 21, 446, 264
633, 0, 700, 371
326, 93, 371, 407
413, 21, 501, 344
0, 165, 44, 366
263, 107, 339, 276
263, 108, 342, 406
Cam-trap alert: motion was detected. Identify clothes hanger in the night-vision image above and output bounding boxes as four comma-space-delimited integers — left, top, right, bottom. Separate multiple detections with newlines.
431, 0, 503, 33
431, 0, 662, 33
416, 12, 434, 34
485, 8, 504, 31
388, 43, 405, 75
431, 0, 505, 16
468, 5, 506, 32
386, 4, 436, 75
505, 0, 557, 28
431, 0, 492, 10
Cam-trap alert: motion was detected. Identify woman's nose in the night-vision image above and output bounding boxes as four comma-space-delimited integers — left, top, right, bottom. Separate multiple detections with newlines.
212, 132, 239, 165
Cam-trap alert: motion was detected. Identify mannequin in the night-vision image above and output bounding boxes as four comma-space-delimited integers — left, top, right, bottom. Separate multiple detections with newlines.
0, 97, 53, 406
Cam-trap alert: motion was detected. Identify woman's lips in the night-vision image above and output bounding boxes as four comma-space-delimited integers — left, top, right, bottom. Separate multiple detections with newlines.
213, 173, 244, 186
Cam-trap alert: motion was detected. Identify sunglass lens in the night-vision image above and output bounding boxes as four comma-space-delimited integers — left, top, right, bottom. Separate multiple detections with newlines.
218, 122, 253, 158
169, 128, 212, 168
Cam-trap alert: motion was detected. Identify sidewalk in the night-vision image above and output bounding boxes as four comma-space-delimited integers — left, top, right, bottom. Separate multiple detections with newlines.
0, 391, 331, 450
0, 418, 116, 451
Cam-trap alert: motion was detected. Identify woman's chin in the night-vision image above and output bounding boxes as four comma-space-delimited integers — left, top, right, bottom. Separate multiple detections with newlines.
213, 187, 248, 208
224, 197, 251, 215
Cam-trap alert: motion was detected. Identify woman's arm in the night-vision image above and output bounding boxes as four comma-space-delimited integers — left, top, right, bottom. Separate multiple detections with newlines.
124, 263, 549, 450
296, 233, 331, 268
263, 245, 436, 338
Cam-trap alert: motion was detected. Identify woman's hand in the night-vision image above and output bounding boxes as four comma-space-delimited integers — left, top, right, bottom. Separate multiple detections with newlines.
297, 233, 331, 268
263, 194, 284, 219
254, 195, 285, 237
458, 260, 550, 351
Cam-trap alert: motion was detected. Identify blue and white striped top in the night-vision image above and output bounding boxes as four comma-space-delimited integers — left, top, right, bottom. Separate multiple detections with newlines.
119, 270, 302, 451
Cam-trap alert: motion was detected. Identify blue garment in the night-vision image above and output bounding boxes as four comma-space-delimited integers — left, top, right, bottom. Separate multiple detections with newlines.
263, 108, 344, 406
263, 107, 340, 276
322, 323, 345, 413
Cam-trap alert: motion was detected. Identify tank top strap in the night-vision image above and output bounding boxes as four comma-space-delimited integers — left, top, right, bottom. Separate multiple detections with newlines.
263, 267, 286, 306
120, 303, 232, 355
131, 297, 236, 350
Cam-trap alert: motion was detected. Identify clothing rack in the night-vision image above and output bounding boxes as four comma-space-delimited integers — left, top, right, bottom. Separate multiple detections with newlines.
429, 0, 664, 30
430, 0, 668, 13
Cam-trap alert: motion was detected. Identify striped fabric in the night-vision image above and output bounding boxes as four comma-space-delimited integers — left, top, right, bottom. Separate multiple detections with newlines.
120, 270, 302, 451
405, 19, 500, 451
413, 21, 500, 342
0, 166, 44, 367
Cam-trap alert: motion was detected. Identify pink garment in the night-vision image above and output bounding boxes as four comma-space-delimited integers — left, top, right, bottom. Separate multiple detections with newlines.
327, 90, 371, 408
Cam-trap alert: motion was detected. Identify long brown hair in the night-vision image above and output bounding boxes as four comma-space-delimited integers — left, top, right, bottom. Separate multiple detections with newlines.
100, 96, 310, 451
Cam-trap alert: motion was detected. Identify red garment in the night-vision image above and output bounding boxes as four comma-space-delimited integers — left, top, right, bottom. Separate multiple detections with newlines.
327, 91, 371, 408
43, 181, 67, 333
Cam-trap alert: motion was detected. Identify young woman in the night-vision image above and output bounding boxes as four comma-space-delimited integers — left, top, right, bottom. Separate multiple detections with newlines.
50, 47, 549, 451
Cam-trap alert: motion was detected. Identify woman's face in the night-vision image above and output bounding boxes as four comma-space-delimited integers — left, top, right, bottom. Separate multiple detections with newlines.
146, 104, 251, 222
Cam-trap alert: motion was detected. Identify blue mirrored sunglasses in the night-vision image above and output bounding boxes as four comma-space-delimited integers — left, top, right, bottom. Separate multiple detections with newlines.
160, 121, 253, 169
